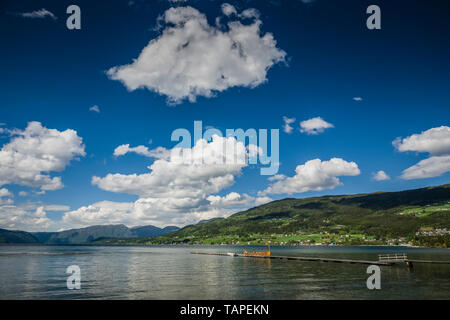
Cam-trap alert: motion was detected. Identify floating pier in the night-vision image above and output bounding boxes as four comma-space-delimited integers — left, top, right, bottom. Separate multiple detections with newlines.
407, 259, 450, 264
191, 251, 393, 266
192, 252, 450, 268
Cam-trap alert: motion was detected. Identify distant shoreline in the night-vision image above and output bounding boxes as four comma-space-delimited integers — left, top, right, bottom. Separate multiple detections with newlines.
1, 243, 447, 249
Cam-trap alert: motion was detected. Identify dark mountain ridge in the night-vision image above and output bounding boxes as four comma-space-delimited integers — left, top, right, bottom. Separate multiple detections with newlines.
143, 184, 450, 245
2, 184, 449, 246
1, 224, 180, 244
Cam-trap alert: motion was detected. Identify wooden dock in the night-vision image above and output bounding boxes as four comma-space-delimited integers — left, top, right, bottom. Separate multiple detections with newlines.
406, 259, 450, 264
378, 253, 450, 268
192, 252, 450, 267
191, 252, 393, 266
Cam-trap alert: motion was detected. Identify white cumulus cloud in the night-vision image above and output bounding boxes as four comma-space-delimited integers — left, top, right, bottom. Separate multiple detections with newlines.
0, 188, 12, 198
62, 201, 135, 228
299, 117, 334, 135
0, 122, 85, 192
0, 203, 54, 231
107, 5, 286, 104
221, 3, 237, 16
268, 174, 286, 181
207, 192, 271, 208
393, 126, 450, 156
394, 126, 450, 180
260, 158, 360, 195
64, 135, 265, 228
400, 155, 450, 180
94, 135, 248, 197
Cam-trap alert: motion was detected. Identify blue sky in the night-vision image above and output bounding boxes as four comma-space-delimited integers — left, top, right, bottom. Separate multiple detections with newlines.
0, 0, 449, 231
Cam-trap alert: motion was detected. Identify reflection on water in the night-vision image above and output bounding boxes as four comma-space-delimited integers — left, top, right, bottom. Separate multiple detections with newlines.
0, 245, 449, 299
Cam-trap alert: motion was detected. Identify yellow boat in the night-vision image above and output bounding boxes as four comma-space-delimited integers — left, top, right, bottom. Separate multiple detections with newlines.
243, 243, 271, 256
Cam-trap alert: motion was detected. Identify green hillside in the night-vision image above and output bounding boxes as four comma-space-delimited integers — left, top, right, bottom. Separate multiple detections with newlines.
0, 228, 39, 244
33, 224, 133, 244
1, 224, 180, 244
113, 184, 450, 247
33, 224, 180, 244
2, 185, 449, 247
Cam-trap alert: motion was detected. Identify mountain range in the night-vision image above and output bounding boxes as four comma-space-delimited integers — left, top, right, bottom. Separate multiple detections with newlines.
1, 184, 449, 246
97, 184, 450, 246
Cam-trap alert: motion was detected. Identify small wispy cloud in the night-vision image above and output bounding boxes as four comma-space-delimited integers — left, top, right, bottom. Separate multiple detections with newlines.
18, 9, 57, 20
300, 0, 317, 4
0, 188, 13, 198
282, 116, 296, 134
372, 170, 390, 181
300, 117, 334, 135
89, 105, 100, 113
113, 144, 170, 160
353, 97, 363, 101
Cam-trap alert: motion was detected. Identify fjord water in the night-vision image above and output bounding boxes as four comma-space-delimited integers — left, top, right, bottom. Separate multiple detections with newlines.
0, 245, 449, 299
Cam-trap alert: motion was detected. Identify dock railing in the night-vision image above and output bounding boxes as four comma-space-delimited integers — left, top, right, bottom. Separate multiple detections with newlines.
378, 253, 408, 262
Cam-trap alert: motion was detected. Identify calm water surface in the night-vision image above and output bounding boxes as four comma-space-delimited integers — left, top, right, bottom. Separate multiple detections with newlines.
0, 245, 449, 299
